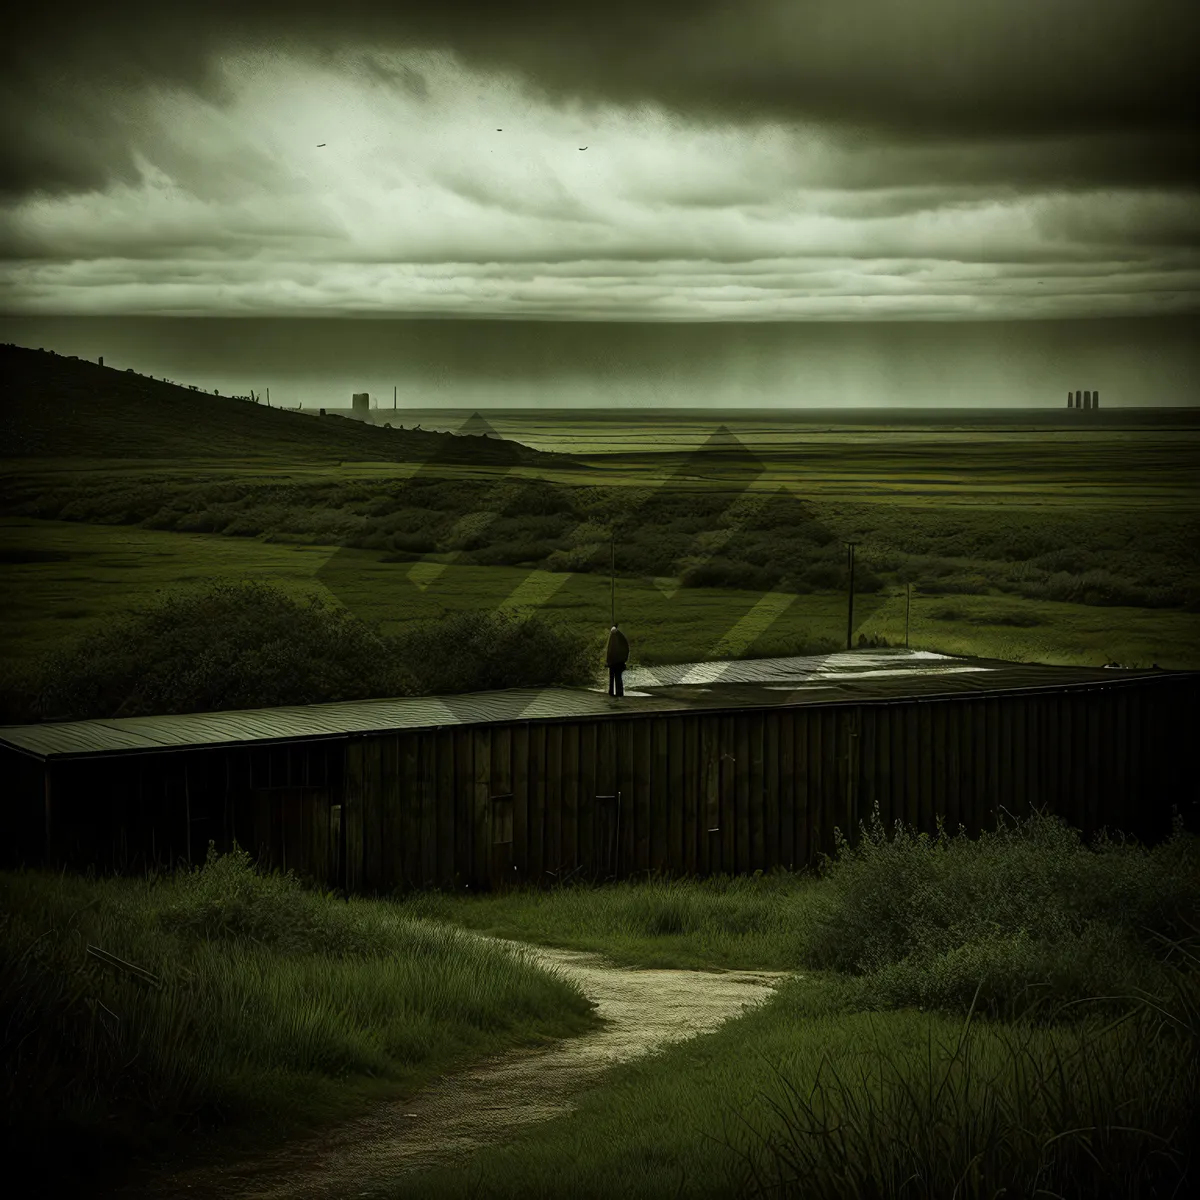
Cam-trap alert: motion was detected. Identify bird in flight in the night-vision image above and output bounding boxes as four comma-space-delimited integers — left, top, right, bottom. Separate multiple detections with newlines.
317, 143, 326, 147
579, 146, 587, 150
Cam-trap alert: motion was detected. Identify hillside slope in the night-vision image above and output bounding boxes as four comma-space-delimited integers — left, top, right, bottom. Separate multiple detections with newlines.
0, 344, 573, 468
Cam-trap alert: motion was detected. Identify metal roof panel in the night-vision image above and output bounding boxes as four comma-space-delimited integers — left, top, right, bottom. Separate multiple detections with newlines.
0, 650, 1189, 761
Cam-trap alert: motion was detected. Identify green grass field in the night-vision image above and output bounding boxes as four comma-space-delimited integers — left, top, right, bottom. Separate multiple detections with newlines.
3, 401, 1198, 697
2, 515, 1197, 673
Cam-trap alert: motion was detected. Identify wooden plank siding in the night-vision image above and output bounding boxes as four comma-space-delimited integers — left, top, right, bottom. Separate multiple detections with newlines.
16, 677, 1197, 890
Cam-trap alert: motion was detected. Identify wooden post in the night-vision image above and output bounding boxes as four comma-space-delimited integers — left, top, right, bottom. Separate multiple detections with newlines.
610, 535, 616, 626
845, 542, 859, 651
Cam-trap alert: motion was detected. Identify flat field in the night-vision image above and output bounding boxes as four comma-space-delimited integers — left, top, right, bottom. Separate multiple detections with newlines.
3, 409, 1198, 674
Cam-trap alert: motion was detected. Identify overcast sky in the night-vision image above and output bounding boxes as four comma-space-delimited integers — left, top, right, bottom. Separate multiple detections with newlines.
2, 0, 1197, 325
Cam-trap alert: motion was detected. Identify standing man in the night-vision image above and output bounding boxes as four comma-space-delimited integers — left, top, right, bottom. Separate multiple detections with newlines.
606, 623, 629, 697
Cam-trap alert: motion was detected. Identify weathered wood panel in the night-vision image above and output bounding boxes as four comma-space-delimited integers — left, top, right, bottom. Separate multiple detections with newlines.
666, 717, 685, 875
399, 732, 419, 889
701, 715, 720, 875
344, 738, 364, 891
657, 715, 676, 878
633, 718, 652, 874
436, 730, 455, 887
491, 725, 514, 888
527, 724, 546, 882
578, 720, 596, 876
548, 723, 565, 877
419, 732, 437, 888
454, 729, 473, 889
513, 724, 529, 883
682, 717, 698, 876
748, 713, 765, 869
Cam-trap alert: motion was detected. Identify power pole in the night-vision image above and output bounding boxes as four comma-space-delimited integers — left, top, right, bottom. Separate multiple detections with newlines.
394, 385, 397, 410
905, 582, 911, 649
610, 534, 616, 626
845, 542, 859, 651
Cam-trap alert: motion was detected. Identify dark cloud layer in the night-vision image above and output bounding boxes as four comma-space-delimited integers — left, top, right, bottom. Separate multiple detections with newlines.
4, 1, 1197, 199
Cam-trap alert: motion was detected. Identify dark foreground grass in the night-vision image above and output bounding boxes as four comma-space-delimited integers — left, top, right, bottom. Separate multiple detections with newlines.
400, 809, 1199, 1198
0, 846, 597, 1194
399, 949, 1198, 1200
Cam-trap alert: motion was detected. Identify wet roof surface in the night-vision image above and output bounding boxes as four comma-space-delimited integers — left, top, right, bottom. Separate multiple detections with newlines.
0, 650, 1185, 761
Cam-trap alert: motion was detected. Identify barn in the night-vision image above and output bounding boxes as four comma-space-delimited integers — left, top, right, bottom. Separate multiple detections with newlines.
1, 651, 1196, 892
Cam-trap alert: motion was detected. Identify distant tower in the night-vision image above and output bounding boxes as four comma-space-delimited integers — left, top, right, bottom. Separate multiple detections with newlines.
98, 355, 104, 367
1084, 390, 1091, 409
1067, 390, 1072, 408
1094, 391, 1100, 409
352, 392, 369, 420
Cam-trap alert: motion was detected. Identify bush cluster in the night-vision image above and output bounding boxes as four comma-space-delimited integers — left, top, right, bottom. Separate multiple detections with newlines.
4, 581, 596, 722
6, 475, 1198, 608
796, 805, 1200, 1022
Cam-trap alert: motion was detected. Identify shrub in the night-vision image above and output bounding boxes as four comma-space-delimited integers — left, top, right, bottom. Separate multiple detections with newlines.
680, 558, 783, 591
390, 609, 595, 695
23, 581, 418, 721
796, 805, 1200, 1022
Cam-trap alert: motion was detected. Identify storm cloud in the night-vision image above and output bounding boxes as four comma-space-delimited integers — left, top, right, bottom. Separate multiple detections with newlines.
4, 1, 1197, 199
2, 1, 1196, 320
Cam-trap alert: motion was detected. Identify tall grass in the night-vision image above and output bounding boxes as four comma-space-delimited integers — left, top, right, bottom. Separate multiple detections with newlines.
0, 845, 595, 1188
731, 931, 1200, 1199
400, 812, 1199, 1199
400, 870, 818, 970
796, 805, 1200, 1023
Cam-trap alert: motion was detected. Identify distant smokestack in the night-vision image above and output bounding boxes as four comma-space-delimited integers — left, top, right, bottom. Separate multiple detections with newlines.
1094, 391, 1100, 409
1084, 390, 1091, 409
98, 356, 104, 367
352, 392, 369, 419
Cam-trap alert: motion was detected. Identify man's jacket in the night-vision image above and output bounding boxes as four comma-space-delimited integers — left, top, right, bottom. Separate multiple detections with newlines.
606, 627, 630, 668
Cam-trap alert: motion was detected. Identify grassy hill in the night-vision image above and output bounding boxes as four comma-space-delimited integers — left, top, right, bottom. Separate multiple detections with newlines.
0, 343, 574, 468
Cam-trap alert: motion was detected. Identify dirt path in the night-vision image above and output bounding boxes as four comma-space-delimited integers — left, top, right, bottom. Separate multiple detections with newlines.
116, 939, 788, 1199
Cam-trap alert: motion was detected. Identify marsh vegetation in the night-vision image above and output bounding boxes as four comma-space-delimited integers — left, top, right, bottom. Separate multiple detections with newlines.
4, 809, 1195, 1197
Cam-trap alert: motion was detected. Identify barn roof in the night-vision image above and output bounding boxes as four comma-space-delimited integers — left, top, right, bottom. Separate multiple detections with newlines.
0, 650, 1188, 762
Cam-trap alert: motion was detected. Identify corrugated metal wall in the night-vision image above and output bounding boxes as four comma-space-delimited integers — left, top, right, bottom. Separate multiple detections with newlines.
21, 677, 1197, 888
338, 678, 1197, 892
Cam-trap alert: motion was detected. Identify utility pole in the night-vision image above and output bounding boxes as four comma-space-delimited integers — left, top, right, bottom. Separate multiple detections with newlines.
905, 582, 911, 649
610, 534, 617, 626
845, 541, 859, 651
394, 385, 397, 410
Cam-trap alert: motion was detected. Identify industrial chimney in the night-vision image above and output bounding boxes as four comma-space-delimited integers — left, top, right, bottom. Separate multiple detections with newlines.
352, 392, 369, 420
98, 356, 104, 367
